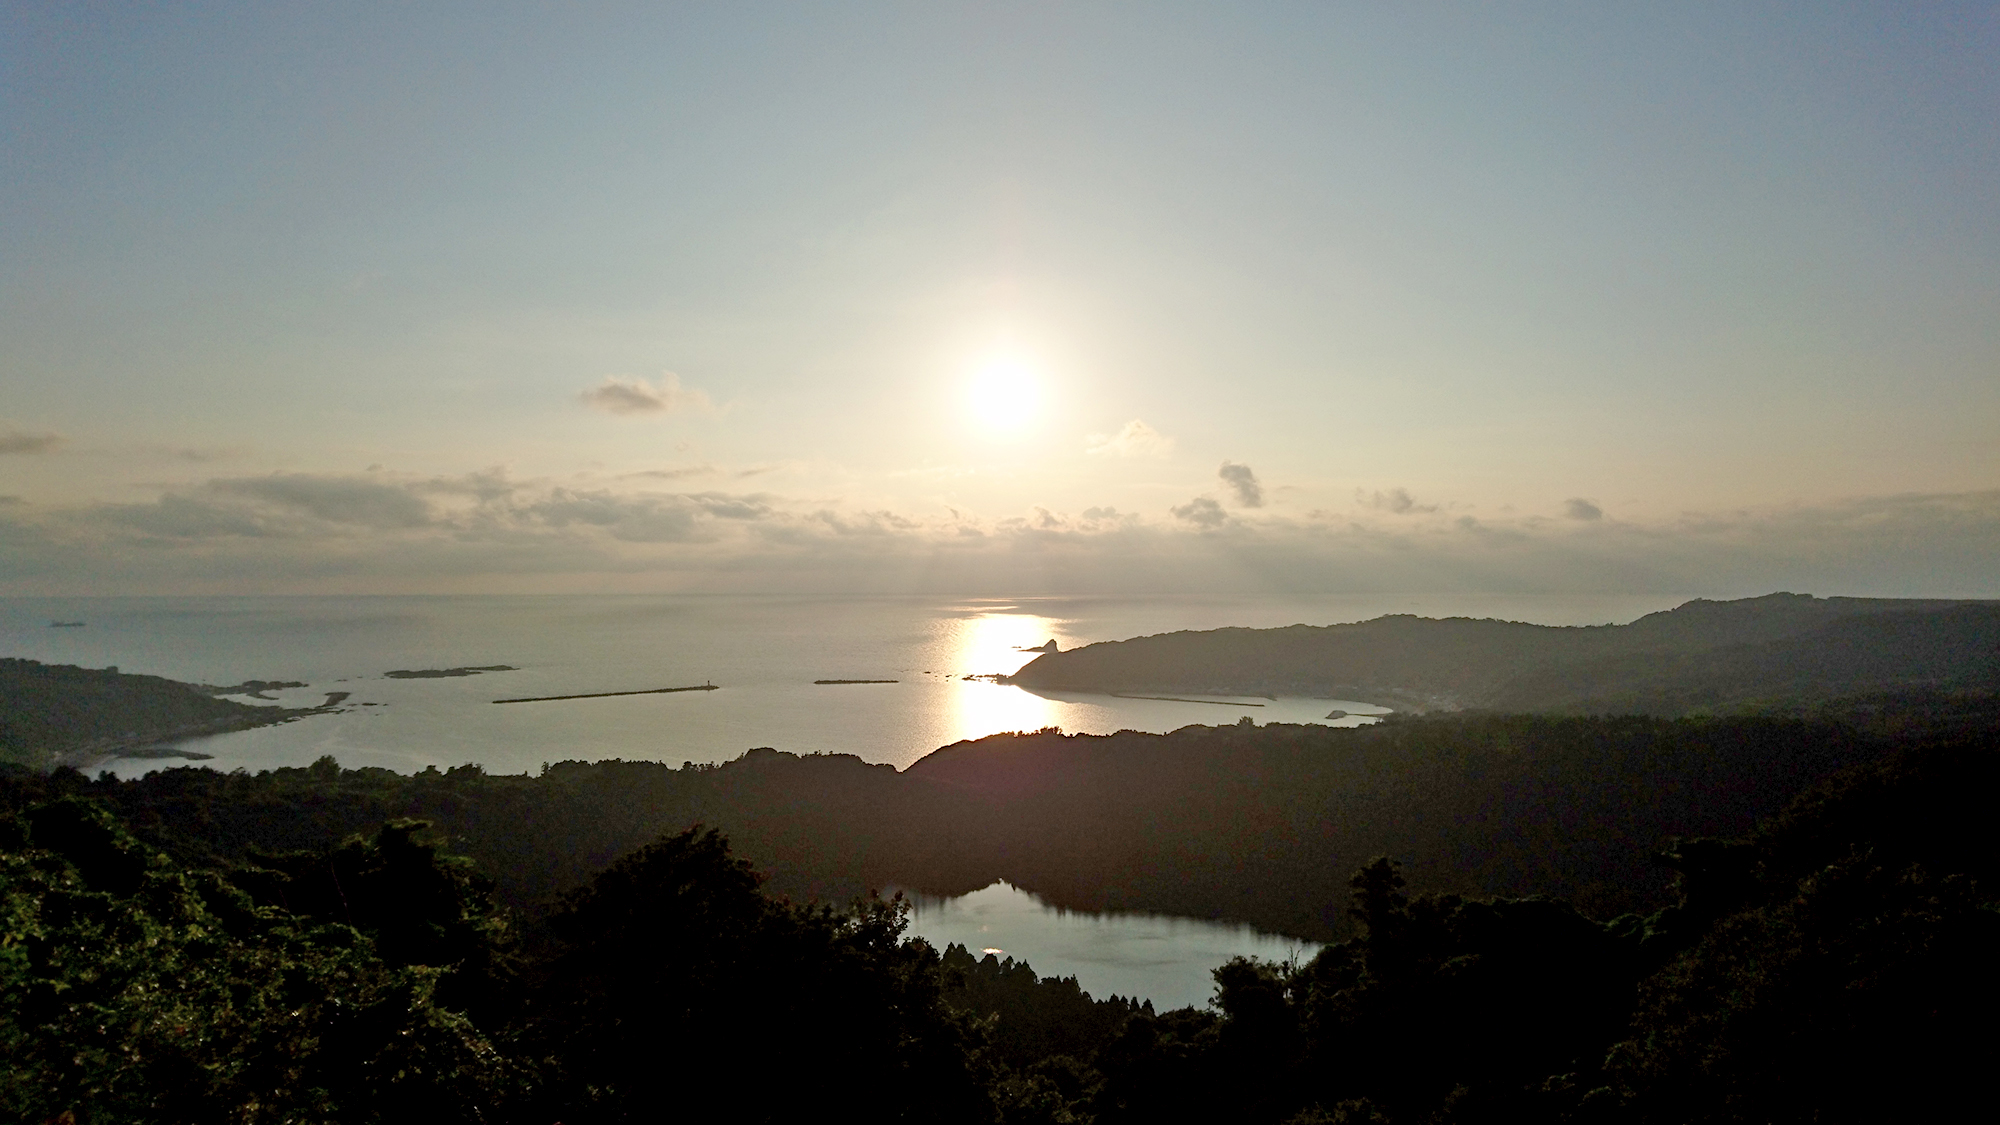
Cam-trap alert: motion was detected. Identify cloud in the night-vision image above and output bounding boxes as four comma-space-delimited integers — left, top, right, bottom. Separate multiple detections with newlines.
1219, 462, 1263, 507
525, 490, 711, 543
1359, 488, 1439, 515
0, 428, 63, 455
1172, 496, 1228, 529
214, 474, 434, 529
100, 494, 283, 539
1086, 419, 1175, 458
1565, 497, 1605, 521
5, 469, 1999, 599
580, 372, 714, 416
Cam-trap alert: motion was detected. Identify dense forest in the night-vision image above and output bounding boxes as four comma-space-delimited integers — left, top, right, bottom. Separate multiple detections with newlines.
4, 726, 1995, 1122
0, 708, 1923, 937
1008, 593, 2000, 714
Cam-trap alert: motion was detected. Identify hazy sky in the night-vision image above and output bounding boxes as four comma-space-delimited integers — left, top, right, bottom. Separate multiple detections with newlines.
3, 2, 1997, 595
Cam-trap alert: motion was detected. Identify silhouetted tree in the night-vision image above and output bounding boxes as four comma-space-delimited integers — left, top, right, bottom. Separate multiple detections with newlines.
521, 826, 992, 1124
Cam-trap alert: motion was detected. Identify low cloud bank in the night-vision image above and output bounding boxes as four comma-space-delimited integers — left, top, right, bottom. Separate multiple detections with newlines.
0, 473, 1995, 597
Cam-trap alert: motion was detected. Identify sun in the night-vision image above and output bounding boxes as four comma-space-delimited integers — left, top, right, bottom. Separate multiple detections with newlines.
966, 353, 1044, 433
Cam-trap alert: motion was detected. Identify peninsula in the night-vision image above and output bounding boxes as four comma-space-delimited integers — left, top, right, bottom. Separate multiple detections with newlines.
1006, 593, 2000, 716
0, 658, 323, 770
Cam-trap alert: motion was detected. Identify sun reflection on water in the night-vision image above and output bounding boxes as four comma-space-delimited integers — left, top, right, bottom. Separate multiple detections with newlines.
942, 607, 1069, 745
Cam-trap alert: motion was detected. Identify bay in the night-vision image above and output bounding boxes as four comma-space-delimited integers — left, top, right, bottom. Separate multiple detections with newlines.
0, 592, 1681, 776
2, 591, 1684, 1006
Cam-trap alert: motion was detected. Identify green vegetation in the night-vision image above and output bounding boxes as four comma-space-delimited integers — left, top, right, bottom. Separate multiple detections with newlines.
0, 801, 515, 1123
3, 729, 1993, 1122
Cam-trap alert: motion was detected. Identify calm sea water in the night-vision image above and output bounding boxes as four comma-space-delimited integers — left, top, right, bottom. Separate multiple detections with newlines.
1, 592, 1683, 1004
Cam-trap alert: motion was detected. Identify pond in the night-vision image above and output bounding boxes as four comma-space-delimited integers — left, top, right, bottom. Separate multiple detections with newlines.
901, 880, 1322, 1011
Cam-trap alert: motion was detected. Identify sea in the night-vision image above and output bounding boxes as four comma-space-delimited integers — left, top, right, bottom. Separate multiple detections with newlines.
1, 591, 1685, 1007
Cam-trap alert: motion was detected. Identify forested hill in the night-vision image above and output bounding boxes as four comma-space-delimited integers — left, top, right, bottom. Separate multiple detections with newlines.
1005, 592, 2000, 713
10, 732, 1995, 1123
0, 659, 304, 769
2, 711, 1909, 940
6, 721, 1996, 1121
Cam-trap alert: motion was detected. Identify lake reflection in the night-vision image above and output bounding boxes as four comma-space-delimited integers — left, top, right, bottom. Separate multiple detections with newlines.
902, 881, 1320, 1011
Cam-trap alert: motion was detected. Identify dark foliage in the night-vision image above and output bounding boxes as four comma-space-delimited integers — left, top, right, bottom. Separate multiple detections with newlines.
901, 714, 1890, 933
519, 827, 993, 1123
1, 711, 1895, 943
3, 718, 1993, 1123
0, 799, 516, 1125
939, 943, 1150, 1071
1077, 732, 2000, 1124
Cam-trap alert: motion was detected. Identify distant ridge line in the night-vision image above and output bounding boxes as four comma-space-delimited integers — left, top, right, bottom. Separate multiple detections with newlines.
492, 683, 717, 704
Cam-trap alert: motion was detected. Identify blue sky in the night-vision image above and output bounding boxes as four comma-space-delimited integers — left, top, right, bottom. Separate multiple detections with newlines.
3, 2, 1996, 594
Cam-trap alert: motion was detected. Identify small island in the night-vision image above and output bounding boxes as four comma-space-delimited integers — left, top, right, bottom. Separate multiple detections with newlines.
384, 665, 518, 679
814, 679, 899, 685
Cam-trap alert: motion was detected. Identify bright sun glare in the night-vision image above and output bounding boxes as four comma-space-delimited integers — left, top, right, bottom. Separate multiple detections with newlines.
966, 354, 1043, 433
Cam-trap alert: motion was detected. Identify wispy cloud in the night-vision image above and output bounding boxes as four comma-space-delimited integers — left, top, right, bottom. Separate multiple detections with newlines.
213, 474, 433, 529
1086, 419, 1175, 458
0, 428, 64, 455
580, 372, 714, 416
1219, 462, 1263, 507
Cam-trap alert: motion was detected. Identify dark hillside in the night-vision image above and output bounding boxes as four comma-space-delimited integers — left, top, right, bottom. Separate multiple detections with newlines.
0, 658, 300, 769
1007, 593, 2000, 714
7, 712, 1895, 941
903, 716, 1888, 936
0, 749, 988, 911
9, 728, 1990, 1123
1497, 604, 2000, 713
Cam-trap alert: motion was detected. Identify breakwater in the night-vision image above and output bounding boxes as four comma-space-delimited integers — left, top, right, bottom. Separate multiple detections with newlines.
492, 684, 718, 704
